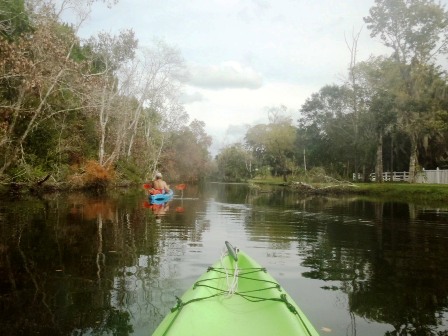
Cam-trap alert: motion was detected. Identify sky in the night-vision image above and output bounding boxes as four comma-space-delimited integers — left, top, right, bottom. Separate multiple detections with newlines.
69, 0, 392, 155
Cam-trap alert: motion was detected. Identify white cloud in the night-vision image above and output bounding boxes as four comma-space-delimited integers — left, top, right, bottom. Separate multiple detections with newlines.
184, 81, 316, 155
180, 91, 206, 104
65, 0, 406, 154
188, 62, 263, 90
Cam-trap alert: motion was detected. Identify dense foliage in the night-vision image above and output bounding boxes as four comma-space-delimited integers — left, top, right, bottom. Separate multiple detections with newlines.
0, 0, 211, 188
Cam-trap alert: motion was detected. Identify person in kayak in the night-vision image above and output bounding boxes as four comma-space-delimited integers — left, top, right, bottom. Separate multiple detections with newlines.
153, 172, 170, 194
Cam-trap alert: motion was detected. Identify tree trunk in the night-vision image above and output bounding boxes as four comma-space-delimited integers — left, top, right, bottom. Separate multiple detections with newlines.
408, 134, 418, 183
375, 132, 383, 183
151, 134, 165, 177
98, 82, 109, 166
346, 29, 362, 181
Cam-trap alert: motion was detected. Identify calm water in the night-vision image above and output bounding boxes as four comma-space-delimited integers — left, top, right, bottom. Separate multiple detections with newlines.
0, 183, 447, 336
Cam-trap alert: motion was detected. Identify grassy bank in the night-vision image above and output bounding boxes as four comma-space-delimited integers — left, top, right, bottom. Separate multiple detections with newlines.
354, 183, 448, 203
249, 177, 448, 205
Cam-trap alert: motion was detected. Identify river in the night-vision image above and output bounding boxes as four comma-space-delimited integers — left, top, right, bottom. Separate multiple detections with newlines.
0, 183, 447, 335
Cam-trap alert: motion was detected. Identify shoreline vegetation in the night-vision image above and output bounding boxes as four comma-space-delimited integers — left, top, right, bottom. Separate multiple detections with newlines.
2, 175, 447, 208
249, 177, 448, 206
2, 1, 448, 203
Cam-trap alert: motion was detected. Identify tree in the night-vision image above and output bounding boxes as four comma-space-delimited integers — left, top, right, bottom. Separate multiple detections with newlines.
163, 120, 211, 182
364, 0, 448, 181
84, 29, 138, 167
0, 7, 90, 178
246, 107, 296, 181
298, 85, 365, 177
354, 57, 400, 182
125, 40, 186, 160
216, 144, 253, 182
364, 0, 448, 64
345, 27, 365, 180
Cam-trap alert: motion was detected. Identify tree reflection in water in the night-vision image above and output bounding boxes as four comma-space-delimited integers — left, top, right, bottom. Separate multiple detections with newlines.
0, 185, 447, 335
297, 201, 448, 335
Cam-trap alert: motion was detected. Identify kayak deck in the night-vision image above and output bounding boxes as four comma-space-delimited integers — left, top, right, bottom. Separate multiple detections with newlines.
153, 245, 319, 335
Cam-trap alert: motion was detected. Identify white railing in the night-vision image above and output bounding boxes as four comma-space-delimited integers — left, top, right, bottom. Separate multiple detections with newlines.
353, 168, 448, 184
369, 171, 409, 182
416, 168, 448, 184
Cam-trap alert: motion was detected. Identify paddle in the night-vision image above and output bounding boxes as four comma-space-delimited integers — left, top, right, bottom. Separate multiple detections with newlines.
175, 183, 186, 198
175, 206, 185, 213
142, 201, 152, 208
174, 183, 186, 211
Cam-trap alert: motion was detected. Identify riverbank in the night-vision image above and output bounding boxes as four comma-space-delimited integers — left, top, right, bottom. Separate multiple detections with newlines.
0, 180, 135, 196
353, 183, 448, 203
2, 177, 448, 207
249, 178, 448, 206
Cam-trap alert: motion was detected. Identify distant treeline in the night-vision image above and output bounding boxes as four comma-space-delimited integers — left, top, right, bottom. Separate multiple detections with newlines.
1, 1, 448, 188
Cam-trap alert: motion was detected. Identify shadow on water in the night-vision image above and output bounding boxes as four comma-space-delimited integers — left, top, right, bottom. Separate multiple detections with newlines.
0, 184, 447, 335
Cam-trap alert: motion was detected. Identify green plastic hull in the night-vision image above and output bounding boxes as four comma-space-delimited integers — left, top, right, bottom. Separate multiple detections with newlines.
152, 248, 319, 336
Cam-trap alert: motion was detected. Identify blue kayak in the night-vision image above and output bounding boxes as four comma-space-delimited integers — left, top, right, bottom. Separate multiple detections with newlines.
149, 189, 173, 204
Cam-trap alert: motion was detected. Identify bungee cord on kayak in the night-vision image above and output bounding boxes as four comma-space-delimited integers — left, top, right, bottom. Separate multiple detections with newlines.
221, 244, 239, 296
168, 268, 314, 335
153, 242, 319, 336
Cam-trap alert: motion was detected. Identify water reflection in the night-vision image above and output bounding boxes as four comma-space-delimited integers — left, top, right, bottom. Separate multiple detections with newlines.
0, 185, 447, 335
248, 195, 448, 335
